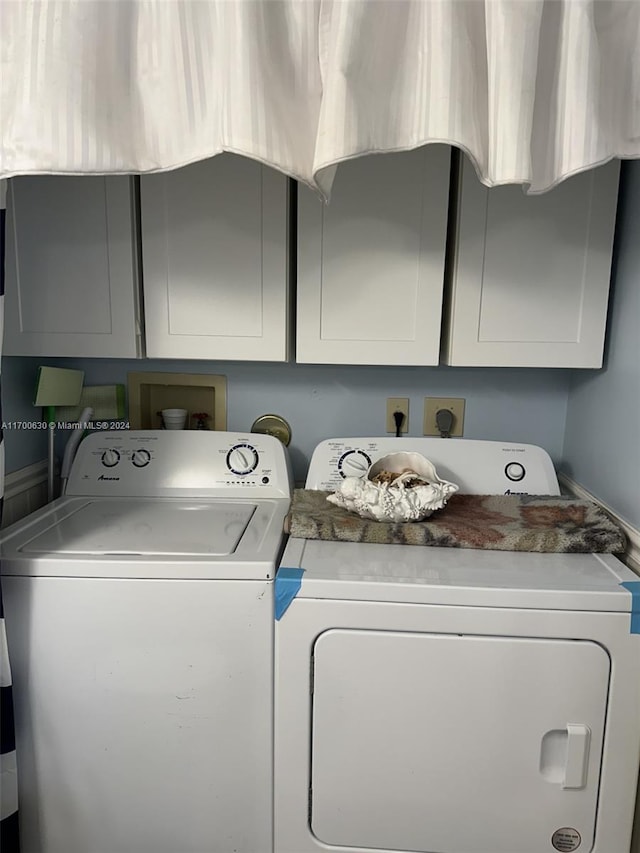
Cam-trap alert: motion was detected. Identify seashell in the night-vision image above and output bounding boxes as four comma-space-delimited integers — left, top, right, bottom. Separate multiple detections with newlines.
368, 452, 440, 483
327, 452, 458, 522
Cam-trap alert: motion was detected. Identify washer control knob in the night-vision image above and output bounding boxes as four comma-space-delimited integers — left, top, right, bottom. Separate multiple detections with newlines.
101, 449, 120, 468
505, 462, 526, 482
132, 449, 151, 468
227, 444, 259, 476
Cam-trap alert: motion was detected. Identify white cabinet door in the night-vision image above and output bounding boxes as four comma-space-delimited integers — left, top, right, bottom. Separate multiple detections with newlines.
141, 155, 289, 361
4, 177, 140, 358
297, 147, 450, 365
311, 629, 609, 853
446, 158, 620, 368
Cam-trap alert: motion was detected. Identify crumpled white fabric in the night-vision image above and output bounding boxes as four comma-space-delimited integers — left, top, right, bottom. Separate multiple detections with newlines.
0, 0, 322, 184
314, 0, 640, 196
327, 453, 459, 522
1, 0, 639, 195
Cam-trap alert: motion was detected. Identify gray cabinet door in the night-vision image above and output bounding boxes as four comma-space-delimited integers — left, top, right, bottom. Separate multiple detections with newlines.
4, 176, 140, 358
446, 158, 619, 367
140, 155, 289, 361
297, 147, 450, 365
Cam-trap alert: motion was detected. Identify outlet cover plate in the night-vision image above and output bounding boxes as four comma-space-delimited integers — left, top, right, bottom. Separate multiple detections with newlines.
386, 398, 409, 434
423, 397, 465, 437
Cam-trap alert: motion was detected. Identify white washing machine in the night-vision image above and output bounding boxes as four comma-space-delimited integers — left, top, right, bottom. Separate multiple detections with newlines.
1, 430, 291, 853
274, 438, 640, 853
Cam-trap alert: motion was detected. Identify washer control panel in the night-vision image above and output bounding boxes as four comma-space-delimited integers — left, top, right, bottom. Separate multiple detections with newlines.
66, 431, 292, 498
306, 438, 559, 495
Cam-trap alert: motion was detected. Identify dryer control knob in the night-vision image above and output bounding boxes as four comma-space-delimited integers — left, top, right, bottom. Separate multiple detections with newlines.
101, 449, 120, 468
338, 449, 372, 478
505, 462, 526, 482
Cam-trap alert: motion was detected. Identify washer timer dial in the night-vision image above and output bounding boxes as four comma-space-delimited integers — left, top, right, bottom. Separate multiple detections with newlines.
337, 449, 372, 479
227, 444, 259, 476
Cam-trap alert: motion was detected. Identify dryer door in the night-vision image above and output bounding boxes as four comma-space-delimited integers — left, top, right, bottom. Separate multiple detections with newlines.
310, 630, 609, 853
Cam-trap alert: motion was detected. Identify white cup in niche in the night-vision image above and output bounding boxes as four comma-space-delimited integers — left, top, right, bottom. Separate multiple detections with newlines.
161, 408, 188, 430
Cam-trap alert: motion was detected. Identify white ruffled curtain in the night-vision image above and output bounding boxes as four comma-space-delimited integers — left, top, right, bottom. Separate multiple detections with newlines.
316, 0, 640, 192
1, 0, 639, 196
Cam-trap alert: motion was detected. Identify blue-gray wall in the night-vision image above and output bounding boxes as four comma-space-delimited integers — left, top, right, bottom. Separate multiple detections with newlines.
561, 160, 640, 528
1, 357, 572, 483
2, 356, 50, 472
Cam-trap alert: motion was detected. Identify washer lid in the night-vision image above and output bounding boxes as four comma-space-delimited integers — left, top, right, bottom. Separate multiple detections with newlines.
21, 500, 256, 556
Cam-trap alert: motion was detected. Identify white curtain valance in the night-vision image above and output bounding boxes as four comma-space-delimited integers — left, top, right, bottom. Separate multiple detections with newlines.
1, 0, 639, 196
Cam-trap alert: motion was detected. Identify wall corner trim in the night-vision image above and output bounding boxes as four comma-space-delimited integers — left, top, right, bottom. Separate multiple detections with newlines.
559, 473, 640, 576
4, 459, 48, 501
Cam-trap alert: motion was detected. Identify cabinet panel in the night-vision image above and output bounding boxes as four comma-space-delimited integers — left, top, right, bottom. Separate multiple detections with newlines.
297, 147, 450, 365
141, 155, 288, 361
446, 158, 620, 367
4, 177, 140, 357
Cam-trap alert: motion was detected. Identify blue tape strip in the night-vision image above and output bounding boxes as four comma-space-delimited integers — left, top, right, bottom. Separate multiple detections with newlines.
275, 568, 304, 621
620, 582, 640, 634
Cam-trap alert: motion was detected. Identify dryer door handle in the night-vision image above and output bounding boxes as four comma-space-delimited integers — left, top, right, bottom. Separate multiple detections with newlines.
563, 724, 591, 789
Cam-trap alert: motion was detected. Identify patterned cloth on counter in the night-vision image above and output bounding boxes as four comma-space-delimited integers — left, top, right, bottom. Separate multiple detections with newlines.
284, 490, 626, 553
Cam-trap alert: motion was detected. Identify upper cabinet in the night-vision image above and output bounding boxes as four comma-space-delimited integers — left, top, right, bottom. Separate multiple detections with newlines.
296, 147, 451, 365
2, 151, 620, 369
4, 176, 141, 358
445, 158, 620, 368
140, 154, 289, 361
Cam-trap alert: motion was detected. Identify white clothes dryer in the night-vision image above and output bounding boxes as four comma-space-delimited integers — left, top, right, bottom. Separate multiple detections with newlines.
274, 438, 640, 853
1, 430, 291, 853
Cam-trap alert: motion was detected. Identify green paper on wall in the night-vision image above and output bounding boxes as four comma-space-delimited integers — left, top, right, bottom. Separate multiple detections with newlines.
33, 367, 84, 407
56, 385, 126, 422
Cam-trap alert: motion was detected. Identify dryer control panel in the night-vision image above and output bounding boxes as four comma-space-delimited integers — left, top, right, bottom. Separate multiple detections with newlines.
66, 431, 292, 498
306, 438, 560, 495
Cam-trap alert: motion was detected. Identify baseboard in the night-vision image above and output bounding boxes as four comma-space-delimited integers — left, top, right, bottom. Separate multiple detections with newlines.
559, 473, 640, 575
